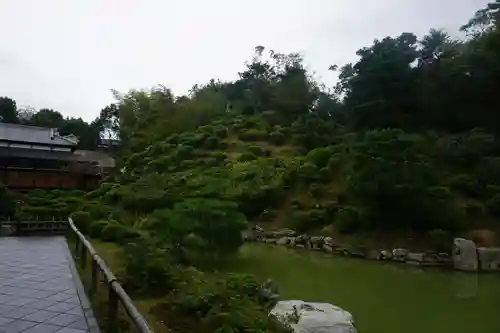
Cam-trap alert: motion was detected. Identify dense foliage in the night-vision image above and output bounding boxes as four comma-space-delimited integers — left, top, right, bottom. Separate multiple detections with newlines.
4, 2, 500, 332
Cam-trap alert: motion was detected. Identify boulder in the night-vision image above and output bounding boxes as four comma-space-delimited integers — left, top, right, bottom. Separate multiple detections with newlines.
276, 237, 289, 246
477, 247, 500, 272
323, 245, 334, 253
324, 237, 336, 247
380, 250, 393, 260
253, 225, 265, 232
453, 238, 478, 272
406, 253, 424, 265
288, 237, 296, 247
270, 300, 357, 333
309, 236, 325, 250
295, 234, 310, 246
392, 248, 409, 262
260, 279, 280, 307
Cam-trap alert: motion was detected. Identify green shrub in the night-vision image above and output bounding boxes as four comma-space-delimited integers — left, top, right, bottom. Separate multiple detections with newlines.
239, 129, 266, 141
323, 200, 339, 216
319, 167, 331, 182
485, 184, 500, 197
248, 145, 264, 156
448, 174, 482, 197
306, 147, 332, 168
213, 126, 227, 138
463, 201, 485, 219
176, 145, 194, 159
327, 154, 343, 171
150, 199, 248, 263
299, 163, 319, 181
100, 222, 140, 243
288, 209, 327, 232
90, 220, 109, 238
486, 194, 500, 217
122, 240, 180, 296
238, 152, 257, 162
71, 211, 92, 234
159, 273, 288, 333
211, 152, 227, 162
258, 209, 278, 221
428, 229, 452, 253
309, 184, 325, 198
269, 131, 286, 145
203, 136, 220, 149
336, 206, 364, 234
86, 204, 111, 220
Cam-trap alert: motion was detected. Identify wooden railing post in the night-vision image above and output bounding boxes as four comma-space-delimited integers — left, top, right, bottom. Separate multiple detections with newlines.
89, 259, 98, 298
74, 236, 80, 259
108, 284, 119, 333
80, 243, 87, 270
68, 217, 154, 333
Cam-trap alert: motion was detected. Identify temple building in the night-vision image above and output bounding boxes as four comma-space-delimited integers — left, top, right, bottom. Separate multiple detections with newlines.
0, 122, 115, 190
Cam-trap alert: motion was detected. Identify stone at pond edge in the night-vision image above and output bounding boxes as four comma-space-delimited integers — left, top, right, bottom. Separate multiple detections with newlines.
392, 248, 409, 262
324, 236, 335, 247
477, 247, 500, 272
276, 237, 289, 246
323, 244, 334, 253
406, 253, 424, 265
380, 250, 393, 260
453, 238, 478, 272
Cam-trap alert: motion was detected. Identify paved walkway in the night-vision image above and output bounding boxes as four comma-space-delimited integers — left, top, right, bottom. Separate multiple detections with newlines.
0, 237, 98, 333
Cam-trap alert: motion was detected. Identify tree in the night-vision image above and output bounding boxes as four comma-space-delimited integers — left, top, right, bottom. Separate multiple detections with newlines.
0, 97, 18, 123
0, 184, 15, 219
27, 109, 64, 128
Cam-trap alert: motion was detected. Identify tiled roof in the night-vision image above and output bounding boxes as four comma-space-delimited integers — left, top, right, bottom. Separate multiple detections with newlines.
0, 122, 76, 146
0, 147, 75, 161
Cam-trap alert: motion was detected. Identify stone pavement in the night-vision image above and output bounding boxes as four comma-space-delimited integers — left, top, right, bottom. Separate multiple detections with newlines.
0, 237, 99, 333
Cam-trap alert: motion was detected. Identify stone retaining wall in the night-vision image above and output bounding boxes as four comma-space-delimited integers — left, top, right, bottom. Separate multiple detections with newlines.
243, 229, 500, 273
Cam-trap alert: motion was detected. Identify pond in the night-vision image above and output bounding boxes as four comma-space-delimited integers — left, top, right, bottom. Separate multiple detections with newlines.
229, 244, 500, 333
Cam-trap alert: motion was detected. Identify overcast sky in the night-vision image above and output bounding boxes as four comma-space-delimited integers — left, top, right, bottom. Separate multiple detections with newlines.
0, 0, 488, 121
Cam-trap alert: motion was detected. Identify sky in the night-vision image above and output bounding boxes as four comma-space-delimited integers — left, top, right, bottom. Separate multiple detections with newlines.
0, 0, 489, 121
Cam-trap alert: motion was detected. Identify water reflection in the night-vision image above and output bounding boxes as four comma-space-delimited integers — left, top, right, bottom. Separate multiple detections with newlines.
452, 273, 478, 299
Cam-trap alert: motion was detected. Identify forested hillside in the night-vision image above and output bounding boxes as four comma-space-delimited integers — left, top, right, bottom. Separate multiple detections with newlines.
85, 1, 500, 238
3, 2, 500, 332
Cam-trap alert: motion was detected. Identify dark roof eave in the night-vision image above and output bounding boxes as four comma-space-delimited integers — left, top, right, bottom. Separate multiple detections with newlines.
0, 139, 74, 148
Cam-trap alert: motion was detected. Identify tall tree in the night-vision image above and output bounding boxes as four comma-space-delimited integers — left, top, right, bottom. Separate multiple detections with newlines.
0, 97, 18, 123
27, 109, 64, 128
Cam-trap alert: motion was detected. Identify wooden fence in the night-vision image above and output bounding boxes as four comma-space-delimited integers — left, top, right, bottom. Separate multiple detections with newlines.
68, 217, 154, 333
0, 219, 68, 235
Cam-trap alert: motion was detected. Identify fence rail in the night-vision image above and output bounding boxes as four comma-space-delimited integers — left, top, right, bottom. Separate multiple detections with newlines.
68, 217, 154, 333
0, 219, 68, 235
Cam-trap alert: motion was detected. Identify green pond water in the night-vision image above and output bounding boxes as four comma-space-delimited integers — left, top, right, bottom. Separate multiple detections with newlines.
230, 244, 500, 333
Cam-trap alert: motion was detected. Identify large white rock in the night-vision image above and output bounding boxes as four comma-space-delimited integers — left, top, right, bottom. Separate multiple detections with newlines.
270, 300, 357, 333
477, 247, 500, 272
453, 238, 478, 272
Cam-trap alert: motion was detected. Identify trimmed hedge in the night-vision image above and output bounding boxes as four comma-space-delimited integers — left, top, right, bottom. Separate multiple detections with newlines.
90, 220, 110, 238
71, 211, 92, 234
100, 222, 141, 244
